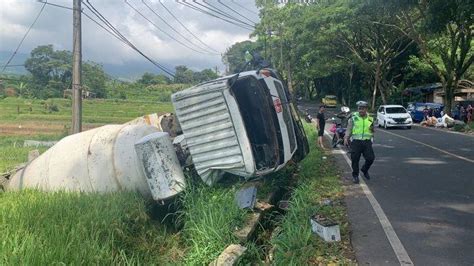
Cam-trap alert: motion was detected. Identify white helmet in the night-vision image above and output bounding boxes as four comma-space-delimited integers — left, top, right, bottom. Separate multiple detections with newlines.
341, 106, 350, 113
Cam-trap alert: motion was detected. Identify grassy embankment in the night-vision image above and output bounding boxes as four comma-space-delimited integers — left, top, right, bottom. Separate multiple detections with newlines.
1, 100, 353, 264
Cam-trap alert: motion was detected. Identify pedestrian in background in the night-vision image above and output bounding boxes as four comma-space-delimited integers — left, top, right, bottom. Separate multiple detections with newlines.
467, 104, 473, 123
460, 105, 467, 123
423, 105, 429, 121
344, 101, 375, 184
316, 105, 327, 150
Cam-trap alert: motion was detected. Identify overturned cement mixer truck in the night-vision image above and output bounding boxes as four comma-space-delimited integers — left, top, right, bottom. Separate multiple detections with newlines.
6, 68, 309, 201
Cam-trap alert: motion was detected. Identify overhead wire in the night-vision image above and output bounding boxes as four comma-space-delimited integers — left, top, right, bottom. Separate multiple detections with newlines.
124, 0, 214, 55
217, 0, 257, 25
37, 1, 75, 11
82, 0, 175, 76
177, 1, 253, 30
199, 0, 255, 28
230, 0, 259, 16
158, 1, 220, 54
141, 0, 219, 55
1, 1, 47, 72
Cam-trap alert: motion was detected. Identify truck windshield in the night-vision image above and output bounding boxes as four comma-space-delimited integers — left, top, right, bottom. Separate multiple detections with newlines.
231, 76, 281, 170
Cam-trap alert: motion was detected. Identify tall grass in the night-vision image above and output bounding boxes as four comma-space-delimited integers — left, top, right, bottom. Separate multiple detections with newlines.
0, 190, 183, 265
270, 123, 353, 265
179, 182, 247, 265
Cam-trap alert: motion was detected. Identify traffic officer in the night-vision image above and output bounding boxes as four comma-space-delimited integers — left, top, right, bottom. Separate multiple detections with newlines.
344, 101, 375, 184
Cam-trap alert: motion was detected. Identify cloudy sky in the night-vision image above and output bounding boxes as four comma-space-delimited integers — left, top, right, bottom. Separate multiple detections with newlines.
0, 0, 260, 75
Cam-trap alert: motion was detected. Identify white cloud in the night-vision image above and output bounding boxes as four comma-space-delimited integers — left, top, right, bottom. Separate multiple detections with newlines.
0, 0, 260, 73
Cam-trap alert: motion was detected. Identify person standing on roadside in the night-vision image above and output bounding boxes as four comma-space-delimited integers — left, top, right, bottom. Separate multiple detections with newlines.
344, 101, 375, 184
316, 105, 327, 150
467, 104, 473, 123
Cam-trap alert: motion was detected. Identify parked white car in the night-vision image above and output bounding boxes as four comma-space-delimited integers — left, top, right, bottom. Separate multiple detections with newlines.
377, 105, 413, 129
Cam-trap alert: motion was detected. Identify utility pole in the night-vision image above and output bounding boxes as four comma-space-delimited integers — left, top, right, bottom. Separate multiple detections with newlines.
72, 0, 82, 133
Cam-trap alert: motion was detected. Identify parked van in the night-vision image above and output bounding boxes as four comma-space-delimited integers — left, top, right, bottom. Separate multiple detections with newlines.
172, 69, 308, 185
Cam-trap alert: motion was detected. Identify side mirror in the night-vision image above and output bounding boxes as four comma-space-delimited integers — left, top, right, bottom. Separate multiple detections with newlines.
380, 111, 385, 114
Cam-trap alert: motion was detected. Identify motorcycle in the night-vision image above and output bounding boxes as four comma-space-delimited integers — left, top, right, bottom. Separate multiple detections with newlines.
330, 118, 346, 148
330, 106, 350, 148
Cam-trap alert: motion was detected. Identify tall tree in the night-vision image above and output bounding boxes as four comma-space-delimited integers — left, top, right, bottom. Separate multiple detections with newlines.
339, 3, 414, 109
391, 0, 473, 114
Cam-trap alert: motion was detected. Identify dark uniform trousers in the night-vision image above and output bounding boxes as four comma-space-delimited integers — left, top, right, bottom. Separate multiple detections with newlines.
350, 139, 375, 177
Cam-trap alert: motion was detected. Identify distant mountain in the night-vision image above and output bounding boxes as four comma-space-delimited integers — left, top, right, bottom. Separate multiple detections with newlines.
0, 51, 172, 81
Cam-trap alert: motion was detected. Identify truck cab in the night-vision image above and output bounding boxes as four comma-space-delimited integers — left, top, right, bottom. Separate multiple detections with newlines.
172, 69, 307, 185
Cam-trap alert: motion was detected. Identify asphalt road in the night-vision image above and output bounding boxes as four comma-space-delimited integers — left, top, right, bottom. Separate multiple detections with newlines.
300, 103, 474, 265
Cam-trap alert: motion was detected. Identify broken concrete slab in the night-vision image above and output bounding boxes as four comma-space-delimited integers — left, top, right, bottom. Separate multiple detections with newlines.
234, 212, 261, 243
209, 244, 247, 266
23, 140, 57, 148
235, 186, 257, 209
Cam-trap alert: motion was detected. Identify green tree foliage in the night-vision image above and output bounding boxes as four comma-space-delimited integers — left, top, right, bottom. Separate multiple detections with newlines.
233, 0, 473, 110
174, 65, 218, 84
138, 72, 171, 85
223, 40, 263, 74
24, 45, 109, 99
380, 0, 473, 113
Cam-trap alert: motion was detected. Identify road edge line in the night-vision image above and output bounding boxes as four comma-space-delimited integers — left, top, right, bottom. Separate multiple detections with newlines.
324, 130, 414, 265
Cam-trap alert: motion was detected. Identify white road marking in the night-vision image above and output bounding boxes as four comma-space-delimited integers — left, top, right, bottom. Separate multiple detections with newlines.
379, 129, 474, 163
324, 130, 414, 265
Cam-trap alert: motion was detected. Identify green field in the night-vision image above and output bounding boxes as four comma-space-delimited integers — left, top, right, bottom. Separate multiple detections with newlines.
0, 97, 174, 125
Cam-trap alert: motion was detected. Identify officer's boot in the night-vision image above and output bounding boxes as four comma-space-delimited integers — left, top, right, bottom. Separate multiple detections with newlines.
352, 175, 359, 184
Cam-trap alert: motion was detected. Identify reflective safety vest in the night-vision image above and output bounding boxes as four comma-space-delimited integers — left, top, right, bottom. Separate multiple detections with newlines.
351, 112, 373, 140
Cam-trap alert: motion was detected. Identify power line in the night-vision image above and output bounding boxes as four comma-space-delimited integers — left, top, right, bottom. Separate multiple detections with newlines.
82, 0, 175, 76
177, 1, 253, 30
231, 0, 259, 16
125, 0, 213, 55
37, 1, 75, 11
141, 0, 218, 55
217, 0, 257, 25
200, 0, 255, 28
1, 1, 47, 72
158, 1, 220, 54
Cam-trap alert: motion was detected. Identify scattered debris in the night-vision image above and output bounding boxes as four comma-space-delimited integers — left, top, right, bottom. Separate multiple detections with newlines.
320, 198, 333, 206
254, 200, 273, 212
310, 214, 341, 242
23, 140, 57, 148
28, 149, 40, 162
235, 186, 257, 209
277, 200, 290, 211
209, 244, 247, 266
